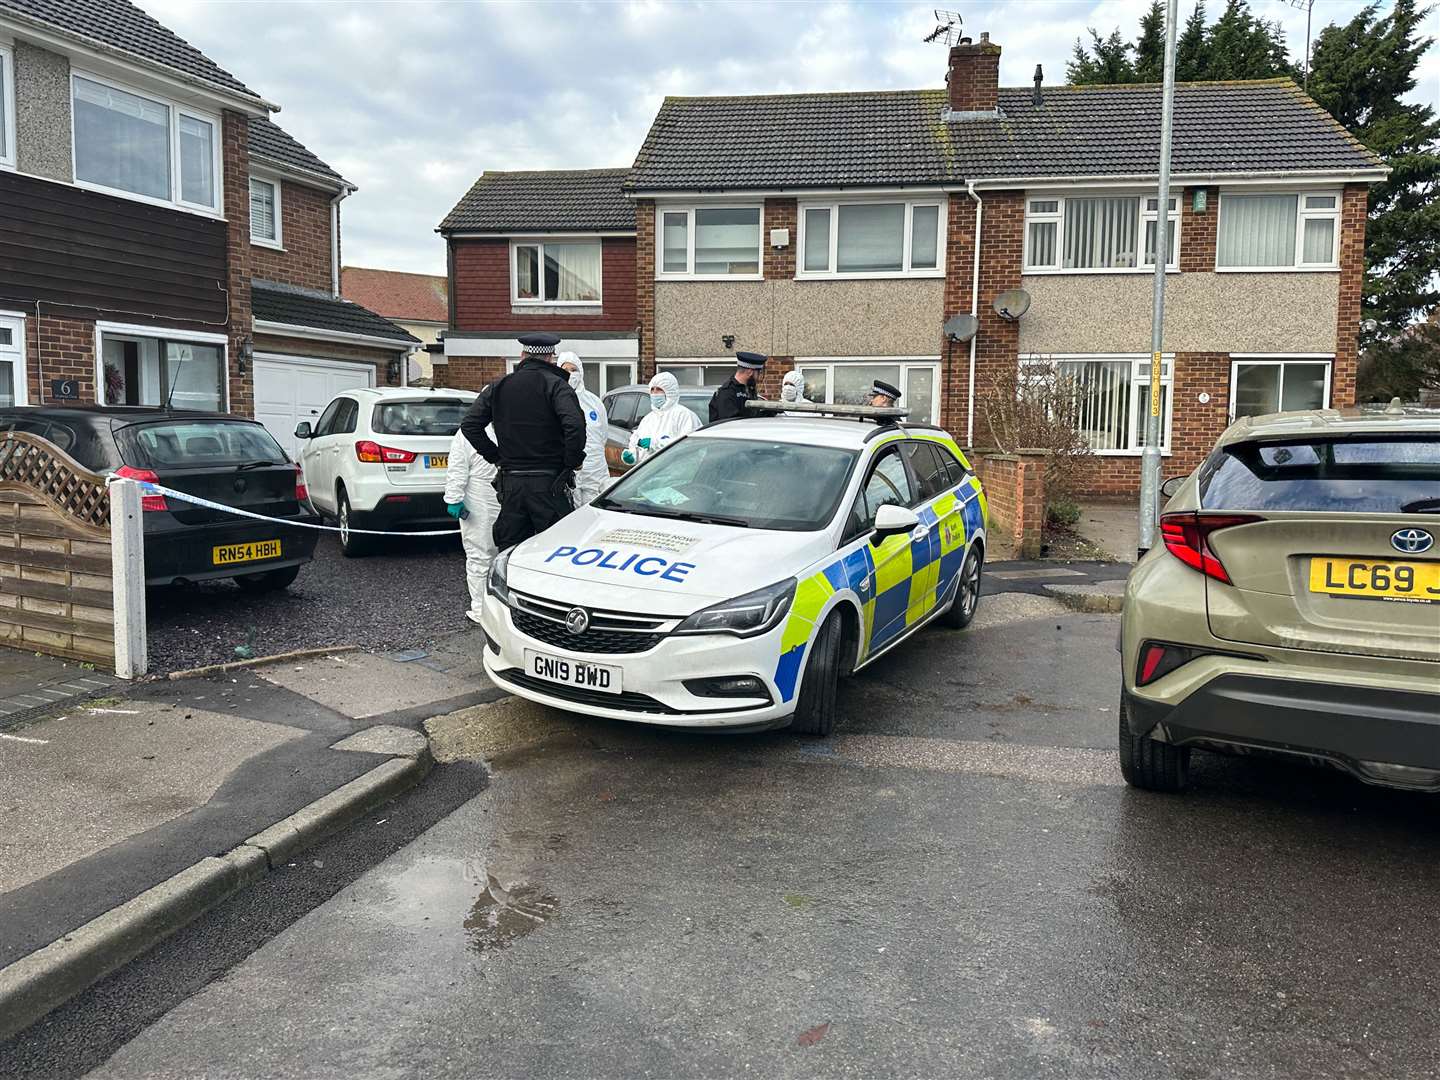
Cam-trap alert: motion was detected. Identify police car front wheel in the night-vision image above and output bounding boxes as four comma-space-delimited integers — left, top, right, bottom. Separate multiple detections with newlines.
790, 611, 844, 737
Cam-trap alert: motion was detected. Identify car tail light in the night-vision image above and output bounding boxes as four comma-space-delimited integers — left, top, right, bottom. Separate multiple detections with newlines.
355, 440, 416, 464
1136, 642, 1196, 687
1159, 512, 1260, 584
114, 465, 168, 512
294, 463, 308, 503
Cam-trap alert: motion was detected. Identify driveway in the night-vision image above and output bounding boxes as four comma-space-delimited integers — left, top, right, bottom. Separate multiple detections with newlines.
145, 532, 470, 673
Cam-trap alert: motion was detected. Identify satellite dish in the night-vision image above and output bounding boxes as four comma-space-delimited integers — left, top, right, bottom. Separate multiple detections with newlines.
943, 314, 979, 343
993, 288, 1032, 322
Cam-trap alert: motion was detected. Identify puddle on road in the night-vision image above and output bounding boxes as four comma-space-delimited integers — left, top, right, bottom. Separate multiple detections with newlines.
464, 874, 559, 953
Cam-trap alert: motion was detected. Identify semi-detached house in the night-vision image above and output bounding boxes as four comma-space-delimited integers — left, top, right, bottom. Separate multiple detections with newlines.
0, 0, 417, 459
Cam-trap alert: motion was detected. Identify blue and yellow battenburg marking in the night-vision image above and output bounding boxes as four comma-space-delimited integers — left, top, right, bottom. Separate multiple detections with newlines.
771, 436, 987, 703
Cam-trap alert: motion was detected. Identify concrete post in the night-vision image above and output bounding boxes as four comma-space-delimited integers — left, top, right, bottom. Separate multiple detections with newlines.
109, 478, 147, 679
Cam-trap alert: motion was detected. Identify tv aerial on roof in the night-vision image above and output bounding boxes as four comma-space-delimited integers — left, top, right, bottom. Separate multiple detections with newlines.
993, 289, 1031, 322
923, 10, 964, 46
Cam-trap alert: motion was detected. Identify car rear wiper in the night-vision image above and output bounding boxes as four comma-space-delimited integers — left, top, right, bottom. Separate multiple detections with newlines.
1400, 498, 1440, 514
236, 460, 278, 471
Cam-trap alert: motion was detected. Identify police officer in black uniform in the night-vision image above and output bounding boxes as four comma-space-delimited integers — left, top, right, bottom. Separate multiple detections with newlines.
460, 332, 585, 550
869, 379, 903, 409
708, 351, 767, 422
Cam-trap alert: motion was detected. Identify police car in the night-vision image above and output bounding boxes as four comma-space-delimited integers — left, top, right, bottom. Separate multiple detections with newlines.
479, 404, 987, 734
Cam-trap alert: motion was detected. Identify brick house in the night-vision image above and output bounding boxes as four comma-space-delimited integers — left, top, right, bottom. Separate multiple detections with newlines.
0, 0, 416, 459
434, 168, 639, 397
340, 266, 448, 384
623, 35, 1386, 494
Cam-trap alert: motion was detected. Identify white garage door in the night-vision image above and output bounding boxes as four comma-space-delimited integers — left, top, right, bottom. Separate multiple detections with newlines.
255, 355, 374, 457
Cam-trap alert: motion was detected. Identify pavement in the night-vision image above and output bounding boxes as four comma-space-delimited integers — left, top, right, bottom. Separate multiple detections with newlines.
0, 651, 116, 732
9, 586, 1436, 1079
1074, 501, 1140, 563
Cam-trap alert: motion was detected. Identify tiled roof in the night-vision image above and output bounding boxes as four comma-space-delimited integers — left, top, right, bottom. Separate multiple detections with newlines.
628, 80, 1384, 191
439, 168, 634, 233
341, 267, 447, 324
252, 281, 418, 345
248, 116, 346, 186
0, 0, 261, 102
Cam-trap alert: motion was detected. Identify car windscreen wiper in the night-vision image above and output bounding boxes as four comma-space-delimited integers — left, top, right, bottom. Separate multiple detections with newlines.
237, 459, 279, 471
1400, 497, 1440, 514
637, 507, 750, 528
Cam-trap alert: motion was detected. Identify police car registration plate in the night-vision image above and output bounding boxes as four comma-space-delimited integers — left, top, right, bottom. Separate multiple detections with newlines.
524, 649, 622, 694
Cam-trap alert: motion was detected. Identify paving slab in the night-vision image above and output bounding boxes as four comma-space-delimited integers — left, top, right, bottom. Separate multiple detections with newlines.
1075, 502, 1140, 563
0, 648, 117, 731
255, 650, 490, 721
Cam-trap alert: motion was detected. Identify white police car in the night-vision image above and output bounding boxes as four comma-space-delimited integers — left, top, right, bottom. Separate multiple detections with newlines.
479, 406, 988, 734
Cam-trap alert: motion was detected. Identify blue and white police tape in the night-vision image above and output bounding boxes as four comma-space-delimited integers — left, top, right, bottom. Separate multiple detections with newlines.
106, 477, 460, 537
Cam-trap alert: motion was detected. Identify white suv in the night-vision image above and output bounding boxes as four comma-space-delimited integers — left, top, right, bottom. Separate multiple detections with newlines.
295, 387, 477, 556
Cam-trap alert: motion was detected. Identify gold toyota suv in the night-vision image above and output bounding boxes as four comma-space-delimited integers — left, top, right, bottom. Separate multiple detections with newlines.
1120, 408, 1440, 794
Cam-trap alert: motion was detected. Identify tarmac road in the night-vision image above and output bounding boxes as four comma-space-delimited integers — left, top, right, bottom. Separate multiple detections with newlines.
10, 593, 1440, 1079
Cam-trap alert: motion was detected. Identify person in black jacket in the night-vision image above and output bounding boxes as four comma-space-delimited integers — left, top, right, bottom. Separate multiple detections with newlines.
460, 333, 586, 550
707, 352, 767, 422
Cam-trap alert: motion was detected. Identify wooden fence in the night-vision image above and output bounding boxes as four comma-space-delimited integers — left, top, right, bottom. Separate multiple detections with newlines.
0, 432, 116, 668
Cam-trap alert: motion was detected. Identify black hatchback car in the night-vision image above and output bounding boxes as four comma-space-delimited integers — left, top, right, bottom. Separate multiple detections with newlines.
0, 407, 318, 591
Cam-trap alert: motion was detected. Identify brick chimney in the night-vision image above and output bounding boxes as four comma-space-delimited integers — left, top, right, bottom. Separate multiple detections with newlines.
946, 31, 1001, 115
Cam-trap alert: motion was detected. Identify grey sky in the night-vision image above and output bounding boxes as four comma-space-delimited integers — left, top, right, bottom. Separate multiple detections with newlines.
143, 0, 1439, 277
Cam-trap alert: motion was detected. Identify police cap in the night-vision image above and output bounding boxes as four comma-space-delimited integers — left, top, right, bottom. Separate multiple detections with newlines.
518, 332, 561, 355
734, 351, 768, 370
872, 379, 902, 400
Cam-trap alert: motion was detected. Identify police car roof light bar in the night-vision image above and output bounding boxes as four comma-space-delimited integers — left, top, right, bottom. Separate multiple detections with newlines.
744, 399, 909, 423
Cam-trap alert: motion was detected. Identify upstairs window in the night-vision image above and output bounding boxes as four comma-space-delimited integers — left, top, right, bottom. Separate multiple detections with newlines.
799, 200, 943, 277
0, 43, 14, 169
655, 206, 762, 278
249, 177, 282, 247
512, 240, 602, 304
1216, 192, 1340, 270
71, 73, 221, 213
1024, 194, 1178, 272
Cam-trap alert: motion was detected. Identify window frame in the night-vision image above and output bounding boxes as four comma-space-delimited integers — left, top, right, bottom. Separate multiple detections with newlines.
0, 42, 15, 171
1214, 188, 1342, 272
1227, 355, 1334, 422
1021, 353, 1175, 457
657, 361, 738, 388
70, 69, 224, 217
794, 357, 943, 428
0, 309, 29, 406
503, 357, 634, 393
796, 197, 947, 280
93, 321, 229, 411
509, 237, 604, 306
653, 204, 764, 281
844, 443, 917, 543
248, 174, 283, 249
1022, 191, 1179, 275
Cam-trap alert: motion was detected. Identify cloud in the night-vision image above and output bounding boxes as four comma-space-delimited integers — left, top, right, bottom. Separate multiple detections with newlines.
144, 0, 1437, 275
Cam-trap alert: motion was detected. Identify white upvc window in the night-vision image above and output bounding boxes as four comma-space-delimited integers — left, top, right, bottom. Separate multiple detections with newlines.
655, 205, 763, 279
1023, 193, 1179, 273
71, 71, 222, 215
797, 198, 945, 278
511, 239, 603, 305
793, 358, 942, 426
1229, 356, 1333, 420
249, 176, 282, 248
658, 361, 739, 387
0, 311, 28, 406
95, 323, 228, 411
0, 43, 15, 170
1023, 354, 1174, 456
1216, 190, 1341, 270
506, 357, 634, 395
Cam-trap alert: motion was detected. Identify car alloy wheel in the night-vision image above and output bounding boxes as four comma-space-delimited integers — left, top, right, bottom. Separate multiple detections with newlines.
941, 547, 983, 630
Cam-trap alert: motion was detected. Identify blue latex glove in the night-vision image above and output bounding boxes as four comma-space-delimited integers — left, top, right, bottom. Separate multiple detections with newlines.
447, 501, 467, 519
638, 437, 652, 449
620, 449, 636, 465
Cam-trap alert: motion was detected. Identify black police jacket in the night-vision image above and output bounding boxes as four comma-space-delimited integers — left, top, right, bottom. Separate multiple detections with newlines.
708, 376, 756, 422
460, 358, 585, 473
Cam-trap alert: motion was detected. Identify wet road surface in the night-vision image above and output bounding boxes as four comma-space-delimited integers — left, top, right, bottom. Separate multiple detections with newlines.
15, 594, 1440, 1079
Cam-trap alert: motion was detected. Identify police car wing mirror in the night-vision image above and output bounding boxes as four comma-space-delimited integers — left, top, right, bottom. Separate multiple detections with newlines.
871, 504, 920, 546
1160, 476, 1184, 499
293, 421, 313, 440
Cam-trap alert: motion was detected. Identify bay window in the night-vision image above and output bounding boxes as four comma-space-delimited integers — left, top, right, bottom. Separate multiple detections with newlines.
72, 73, 221, 213
1230, 358, 1331, 420
0, 43, 14, 169
1024, 355, 1173, 455
794, 360, 941, 425
1023, 194, 1178, 272
512, 240, 603, 304
656, 206, 762, 278
99, 326, 227, 411
1216, 191, 1340, 269
249, 177, 282, 246
798, 199, 944, 277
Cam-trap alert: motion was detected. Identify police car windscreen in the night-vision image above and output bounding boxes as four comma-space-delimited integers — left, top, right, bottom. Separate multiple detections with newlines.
598, 438, 859, 531
372, 400, 469, 436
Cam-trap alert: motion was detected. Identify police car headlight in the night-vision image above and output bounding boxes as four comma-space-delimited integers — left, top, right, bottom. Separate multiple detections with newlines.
675, 578, 795, 638
488, 547, 512, 605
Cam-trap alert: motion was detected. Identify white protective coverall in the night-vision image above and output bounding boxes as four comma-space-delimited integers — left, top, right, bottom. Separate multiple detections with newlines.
780, 370, 810, 415
560, 353, 612, 506
443, 427, 500, 623
626, 371, 700, 466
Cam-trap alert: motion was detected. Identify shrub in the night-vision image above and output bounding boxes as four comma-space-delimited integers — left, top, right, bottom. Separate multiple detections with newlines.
979, 363, 1093, 504
1047, 499, 1082, 527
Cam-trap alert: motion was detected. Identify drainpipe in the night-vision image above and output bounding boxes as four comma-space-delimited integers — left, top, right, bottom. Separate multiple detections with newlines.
965, 181, 983, 447
329, 185, 353, 298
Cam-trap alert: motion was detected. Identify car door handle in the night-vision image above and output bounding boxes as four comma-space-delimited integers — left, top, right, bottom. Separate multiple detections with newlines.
911, 525, 930, 541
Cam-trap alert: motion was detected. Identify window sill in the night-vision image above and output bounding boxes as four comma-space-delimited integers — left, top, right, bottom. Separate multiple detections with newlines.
73, 177, 225, 221
251, 238, 285, 251
1089, 448, 1174, 458
1213, 266, 1339, 274
794, 271, 945, 282
512, 300, 602, 308
656, 274, 765, 283
510, 304, 603, 316
1021, 267, 1180, 276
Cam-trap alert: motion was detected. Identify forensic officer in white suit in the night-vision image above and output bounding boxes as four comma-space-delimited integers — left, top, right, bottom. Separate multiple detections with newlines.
443, 421, 501, 625
557, 351, 612, 506
622, 371, 700, 467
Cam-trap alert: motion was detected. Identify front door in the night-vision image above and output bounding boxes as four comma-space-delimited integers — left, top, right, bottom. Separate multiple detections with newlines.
0, 316, 27, 407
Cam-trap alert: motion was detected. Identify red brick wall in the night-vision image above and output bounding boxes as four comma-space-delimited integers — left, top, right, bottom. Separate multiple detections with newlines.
756, 356, 795, 398
970, 191, 1024, 446
764, 199, 797, 280
253, 333, 404, 388
450, 236, 637, 333
223, 110, 254, 417
969, 450, 1047, 559
1179, 186, 1218, 273
433, 356, 507, 393
24, 313, 95, 406
251, 180, 334, 293
1333, 183, 1367, 409
947, 40, 1001, 112
941, 195, 976, 438
636, 199, 656, 382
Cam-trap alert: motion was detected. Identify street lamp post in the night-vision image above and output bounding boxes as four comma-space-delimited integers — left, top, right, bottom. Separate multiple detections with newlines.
1138, 0, 1180, 557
